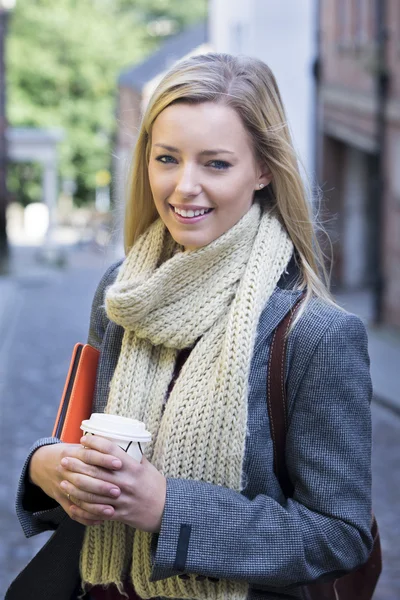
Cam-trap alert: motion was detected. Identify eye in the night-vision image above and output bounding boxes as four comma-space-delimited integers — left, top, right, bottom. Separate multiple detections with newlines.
155, 155, 177, 164
155, 155, 231, 170
208, 160, 231, 170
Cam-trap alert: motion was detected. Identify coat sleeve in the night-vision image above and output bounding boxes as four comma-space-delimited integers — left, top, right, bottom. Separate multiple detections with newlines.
150, 312, 373, 588
15, 261, 122, 539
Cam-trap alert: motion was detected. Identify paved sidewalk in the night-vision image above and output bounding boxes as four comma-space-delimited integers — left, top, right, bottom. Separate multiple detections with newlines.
0, 241, 117, 354
0, 277, 19, 363
0, 246, 61, 354
335, 290, 400, 415
0, 278, 16, 329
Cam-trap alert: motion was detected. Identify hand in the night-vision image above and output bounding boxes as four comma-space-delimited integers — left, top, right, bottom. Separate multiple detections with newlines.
29, 442, 123, 527
59, 435, 167, 533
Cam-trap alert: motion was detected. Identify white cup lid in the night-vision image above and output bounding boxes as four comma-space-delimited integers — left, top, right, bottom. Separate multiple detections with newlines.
80, 413, 152, 442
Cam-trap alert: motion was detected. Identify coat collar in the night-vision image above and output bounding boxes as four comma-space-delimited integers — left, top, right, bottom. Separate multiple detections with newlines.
254, 254, 304, 353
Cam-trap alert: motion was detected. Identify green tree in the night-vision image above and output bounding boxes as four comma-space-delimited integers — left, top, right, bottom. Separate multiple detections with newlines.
7, 0, 207, 205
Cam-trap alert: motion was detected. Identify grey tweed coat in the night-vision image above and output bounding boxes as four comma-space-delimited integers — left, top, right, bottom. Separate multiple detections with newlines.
8, 257, 373, 600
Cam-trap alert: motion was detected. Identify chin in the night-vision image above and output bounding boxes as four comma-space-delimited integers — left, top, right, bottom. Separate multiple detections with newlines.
171, 231, 211, 251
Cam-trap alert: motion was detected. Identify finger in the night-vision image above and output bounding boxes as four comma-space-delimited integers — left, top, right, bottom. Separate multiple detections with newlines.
70, 502, 115, 521
65, 445, 123, 471
60, 456, 120, 483
60, 480, 120, 505
60, 473, 121, 499
69, 509, 104, 526
80, 435, 124, 461
59, 497, 104, 527
64, 491, 112, 519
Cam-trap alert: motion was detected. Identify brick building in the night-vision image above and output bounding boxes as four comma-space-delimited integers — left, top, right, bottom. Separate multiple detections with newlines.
318, 0, 400, 328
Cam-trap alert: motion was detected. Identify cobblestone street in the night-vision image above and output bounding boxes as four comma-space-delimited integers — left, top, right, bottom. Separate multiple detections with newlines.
0, 245, 399, 598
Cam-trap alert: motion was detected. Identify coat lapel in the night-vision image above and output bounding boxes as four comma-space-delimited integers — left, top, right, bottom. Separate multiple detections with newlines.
254, 287, 303, 355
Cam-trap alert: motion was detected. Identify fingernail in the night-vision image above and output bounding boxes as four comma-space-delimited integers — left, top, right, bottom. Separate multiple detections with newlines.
103, 508, 113, 516
109, 488, 120, 497
60, 481, 67, 489
61, 458, 68, 467
112, 459, 122, 468
81, 436, 87, 443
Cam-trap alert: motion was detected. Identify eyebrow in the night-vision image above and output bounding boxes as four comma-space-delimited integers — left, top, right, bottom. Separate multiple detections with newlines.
153, 143, 235, 156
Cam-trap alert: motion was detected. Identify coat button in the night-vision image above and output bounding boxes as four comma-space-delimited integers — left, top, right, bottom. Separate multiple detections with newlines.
178, 574, 190, 580
208, 577, 219, 583
195, 575, 206, 581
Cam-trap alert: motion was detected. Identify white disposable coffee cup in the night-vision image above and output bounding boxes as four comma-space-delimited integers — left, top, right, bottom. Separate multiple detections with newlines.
80, 413, 151, 463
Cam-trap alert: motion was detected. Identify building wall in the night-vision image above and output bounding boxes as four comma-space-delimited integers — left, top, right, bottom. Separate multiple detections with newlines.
209, 0, 317, 179
385, 0, 400, 324
385, 123, 400, 325
319, 0, 400, 327
342, 146, 371, 288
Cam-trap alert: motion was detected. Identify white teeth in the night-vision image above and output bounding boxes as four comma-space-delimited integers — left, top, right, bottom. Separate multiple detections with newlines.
173, 206, 209, 217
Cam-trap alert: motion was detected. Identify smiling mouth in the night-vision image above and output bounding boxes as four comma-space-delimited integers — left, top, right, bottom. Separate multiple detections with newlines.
169, 204, 214, 225
169, 204, 214, 219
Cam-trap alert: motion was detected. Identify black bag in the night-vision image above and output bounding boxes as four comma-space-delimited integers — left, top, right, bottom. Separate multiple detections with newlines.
5, 516, 84, 600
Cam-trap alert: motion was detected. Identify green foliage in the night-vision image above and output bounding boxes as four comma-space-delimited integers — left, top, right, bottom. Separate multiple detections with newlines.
7, 0, 207, 204
8, 162, 42, 207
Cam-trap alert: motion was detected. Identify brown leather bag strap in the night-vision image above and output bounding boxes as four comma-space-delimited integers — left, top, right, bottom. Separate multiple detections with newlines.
267, 293, 305, 498
267, 293, 382, 600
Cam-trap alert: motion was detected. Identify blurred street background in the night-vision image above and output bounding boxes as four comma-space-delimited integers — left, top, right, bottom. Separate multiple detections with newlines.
0, 0, 399, 598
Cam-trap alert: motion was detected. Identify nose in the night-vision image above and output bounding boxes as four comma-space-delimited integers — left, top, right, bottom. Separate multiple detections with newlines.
175, 164, 201, 197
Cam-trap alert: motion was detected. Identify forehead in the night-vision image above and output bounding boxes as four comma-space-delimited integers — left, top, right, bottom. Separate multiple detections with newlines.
151, 102, 253, 151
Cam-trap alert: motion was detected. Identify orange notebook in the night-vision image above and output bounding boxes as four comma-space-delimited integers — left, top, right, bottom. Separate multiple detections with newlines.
52, 343, 100, 444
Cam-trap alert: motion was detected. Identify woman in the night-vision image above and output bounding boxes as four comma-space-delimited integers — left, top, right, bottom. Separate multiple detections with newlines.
9, 53, 373, 600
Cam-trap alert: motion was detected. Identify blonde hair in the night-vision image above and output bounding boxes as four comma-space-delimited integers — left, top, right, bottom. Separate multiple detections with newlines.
124, 52, 339, 323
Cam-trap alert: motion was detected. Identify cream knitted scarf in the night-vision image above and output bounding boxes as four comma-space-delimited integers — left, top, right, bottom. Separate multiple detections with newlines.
80, 203, 293, 599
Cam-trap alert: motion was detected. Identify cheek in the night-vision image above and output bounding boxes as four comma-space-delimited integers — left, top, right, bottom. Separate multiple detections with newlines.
148, 166, 158, 194
212, 176, 254, 209
149, 169, 174, 198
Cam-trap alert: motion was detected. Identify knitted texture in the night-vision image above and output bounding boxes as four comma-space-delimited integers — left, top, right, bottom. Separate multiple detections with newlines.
80, 203, 293, 599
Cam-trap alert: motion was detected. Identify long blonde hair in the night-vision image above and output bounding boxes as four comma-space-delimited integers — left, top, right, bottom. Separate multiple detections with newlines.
124, 52, 338, 321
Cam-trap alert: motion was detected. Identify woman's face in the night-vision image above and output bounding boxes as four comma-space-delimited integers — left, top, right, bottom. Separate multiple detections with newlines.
148, 101, 271, 251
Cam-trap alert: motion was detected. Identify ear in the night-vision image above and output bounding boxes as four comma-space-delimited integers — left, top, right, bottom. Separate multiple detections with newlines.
255, 163, 272, 191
